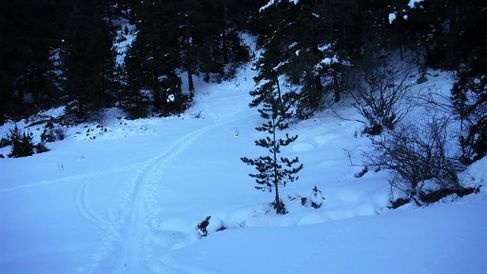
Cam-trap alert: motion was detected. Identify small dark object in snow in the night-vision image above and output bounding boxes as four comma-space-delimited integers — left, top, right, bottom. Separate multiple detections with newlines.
363, 124, 383, 135
216, 225, 226, 232
354, 166, 368, 178
388, 198, 410, 209
420, 186, 481, 204
197, 216, 211, 237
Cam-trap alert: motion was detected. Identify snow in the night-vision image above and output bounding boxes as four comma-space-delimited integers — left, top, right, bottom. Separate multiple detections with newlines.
172, 200, 487, 274
1, 37, 486, 274
408, 0, 423, 9
288, 42, 298, 49
272, 61, 289, 71
389, 12, 397, 24
318, 43, 332, 52
314, 55, 341, 70
114, 20, 136, 66
259, 0, 300, 13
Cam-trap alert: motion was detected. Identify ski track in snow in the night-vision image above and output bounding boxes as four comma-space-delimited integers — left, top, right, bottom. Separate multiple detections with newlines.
111, 127, 210, 274
83, 110, 251, 274
0, 87, 253, 274
74, 175, 122, 241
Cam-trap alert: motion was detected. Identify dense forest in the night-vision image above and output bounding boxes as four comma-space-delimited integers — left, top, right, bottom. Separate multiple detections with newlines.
1, 0, 485, 164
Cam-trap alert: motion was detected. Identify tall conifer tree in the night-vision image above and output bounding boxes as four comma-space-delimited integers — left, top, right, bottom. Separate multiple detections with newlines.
242, 75, 303, 215
62, 0, 117, 120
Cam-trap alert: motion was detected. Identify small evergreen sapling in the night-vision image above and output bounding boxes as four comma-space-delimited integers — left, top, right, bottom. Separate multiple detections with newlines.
241, 78, 303, 214
8, 126, 35, 158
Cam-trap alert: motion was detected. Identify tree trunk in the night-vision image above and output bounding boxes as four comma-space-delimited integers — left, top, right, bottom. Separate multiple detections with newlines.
152, 69, 161, 112
222, 30, 229, 64
187, 67, 194, 97
273, 78, 284, 214
272, 118, 282, 214
77, 99, 83, 120
185, 20, 195, 98
332, 72, 341, 103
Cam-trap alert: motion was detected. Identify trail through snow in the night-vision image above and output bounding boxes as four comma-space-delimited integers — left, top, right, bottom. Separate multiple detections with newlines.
112, 127, 210, 274
83, 91, 254, 274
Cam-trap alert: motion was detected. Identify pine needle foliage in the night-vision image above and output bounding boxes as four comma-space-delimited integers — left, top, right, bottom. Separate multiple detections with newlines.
242, 77, 303, 214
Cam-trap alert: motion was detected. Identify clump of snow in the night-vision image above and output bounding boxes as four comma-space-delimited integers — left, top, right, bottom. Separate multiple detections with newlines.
259, 0, 300, 13
389, 12, 397, 24
318, 43, 332, 52
167, 94, 175, 103
288, 42, 298, 49
272, 61, 290, 71
408, 0, 423, 8
114, 19, 136, 65
314, 55, 343, 70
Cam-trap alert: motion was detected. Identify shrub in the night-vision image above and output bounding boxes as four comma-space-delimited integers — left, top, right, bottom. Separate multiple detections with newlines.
0, 137, 10, 148
41, 122, 65, 143
352, 63, 412, 135
452, 72, 486, 164
35, 142, 50, 153
367, 118, 461, 205
293, 186, 325, 209
8, 126, 35, 158
7, 125, 50, 158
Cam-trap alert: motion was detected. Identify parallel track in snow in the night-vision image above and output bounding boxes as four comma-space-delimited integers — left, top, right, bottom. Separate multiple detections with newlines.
103, 126, 212, 274
75, 176, 121, 240
71, 103, 254, 274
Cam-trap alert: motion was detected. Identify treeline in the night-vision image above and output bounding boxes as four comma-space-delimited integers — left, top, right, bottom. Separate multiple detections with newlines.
0, 0, 262, 122
0, 0, 485, 160
250, 0, 486, 163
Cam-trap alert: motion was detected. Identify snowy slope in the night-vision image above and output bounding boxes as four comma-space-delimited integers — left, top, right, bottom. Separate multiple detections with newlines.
173, 199, 487, 274
1, 48, 486, 273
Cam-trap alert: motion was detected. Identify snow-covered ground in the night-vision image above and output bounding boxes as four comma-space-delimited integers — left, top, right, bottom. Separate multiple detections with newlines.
1, 53, 486, 273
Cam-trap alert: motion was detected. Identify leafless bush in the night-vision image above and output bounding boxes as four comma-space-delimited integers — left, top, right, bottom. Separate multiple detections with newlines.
352, 63, 413, 135
367, 118, 460, 205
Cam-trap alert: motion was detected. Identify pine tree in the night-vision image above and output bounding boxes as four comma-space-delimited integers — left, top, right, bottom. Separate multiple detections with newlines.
195, 0, 251, 81
62, 0, 117, 120
124, 0, 185, 116
452, 71, 486, 164
241, 77, 303, 215
254, 0, 354, 118
172, 0, 251, 88
173, 0, 205, 97
0, 0, 66, 122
